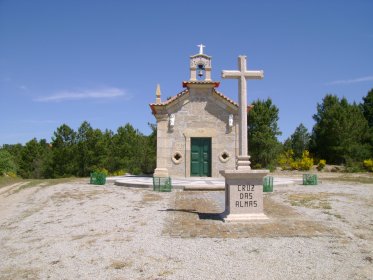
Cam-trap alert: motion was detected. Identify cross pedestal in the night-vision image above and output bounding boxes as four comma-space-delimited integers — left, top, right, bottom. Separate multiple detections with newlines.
219, 169, 268, 222
220, 55, 268, 222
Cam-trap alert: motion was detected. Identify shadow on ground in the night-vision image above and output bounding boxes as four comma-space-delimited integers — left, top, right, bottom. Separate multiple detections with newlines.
161, 208, 223, 221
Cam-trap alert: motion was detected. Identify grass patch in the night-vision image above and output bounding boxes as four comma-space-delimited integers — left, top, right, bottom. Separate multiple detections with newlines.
110, 260, 133, 270
51, 189, 107, 202
158, 270, 174, 277
142, 192, 162, 203
0, 176, 78, 190
164, 193, 340, 238
322, 211, 343, 219
0, 267, 40, 280
0, 177, 23, 189
289, 193, 332, 209
322, 175, 373, 184
0, 177, 79, 193
13, 178, 79, 193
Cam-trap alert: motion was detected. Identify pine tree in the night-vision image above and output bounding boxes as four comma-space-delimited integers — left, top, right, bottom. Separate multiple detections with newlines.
361, 89, 373, 157
0, 149, 17, 176
51, 124, 77, 177
111, 123, 144, 174
76, 121, 108, 176
248, 98, 282, 168
285, 123, 310, 158
311, 94, 370, 164
18, 138, 51, 178
362, 89, 373, 128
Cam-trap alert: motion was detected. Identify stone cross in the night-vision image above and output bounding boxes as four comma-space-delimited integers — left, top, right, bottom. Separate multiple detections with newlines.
222, 56, 263, 170
197, 44, 206, 55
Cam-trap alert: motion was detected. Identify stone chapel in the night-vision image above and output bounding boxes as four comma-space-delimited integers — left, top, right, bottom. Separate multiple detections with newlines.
150, 46, 246, 178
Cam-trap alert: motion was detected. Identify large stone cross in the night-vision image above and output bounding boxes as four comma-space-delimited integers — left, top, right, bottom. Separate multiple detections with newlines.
222, 56, 264, 170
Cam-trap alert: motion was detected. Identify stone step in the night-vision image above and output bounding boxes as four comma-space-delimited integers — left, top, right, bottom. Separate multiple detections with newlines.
107, 176, 299, 191
183, 185, 225, 191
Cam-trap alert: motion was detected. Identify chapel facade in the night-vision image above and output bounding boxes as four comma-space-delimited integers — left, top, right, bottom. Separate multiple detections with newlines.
150, 47, 240, 177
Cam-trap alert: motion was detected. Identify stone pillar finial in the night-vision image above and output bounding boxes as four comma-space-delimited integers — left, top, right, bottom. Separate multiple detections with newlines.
155, 84, 161, 104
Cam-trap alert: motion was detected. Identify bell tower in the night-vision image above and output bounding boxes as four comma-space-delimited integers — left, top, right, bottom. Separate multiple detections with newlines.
189, 44, 212, 81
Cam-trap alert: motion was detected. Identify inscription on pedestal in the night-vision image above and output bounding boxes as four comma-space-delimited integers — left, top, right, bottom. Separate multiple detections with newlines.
229, 183, 263, 214
235, 185, 257, 208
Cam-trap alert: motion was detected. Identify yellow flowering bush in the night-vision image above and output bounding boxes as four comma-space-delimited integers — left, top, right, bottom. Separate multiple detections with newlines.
363, 159, 373, 172
110, 169, 127, 176
297, 150, 313, 171
278, 150, 313, 171
278, 150, 295, 170
317, 159, 326, 171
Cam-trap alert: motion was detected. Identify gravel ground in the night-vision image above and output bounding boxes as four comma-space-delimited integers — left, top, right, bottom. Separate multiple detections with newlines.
0, 179, 372, 280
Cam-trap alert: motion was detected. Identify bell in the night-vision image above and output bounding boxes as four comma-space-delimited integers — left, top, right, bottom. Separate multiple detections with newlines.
198, 70, 203, 77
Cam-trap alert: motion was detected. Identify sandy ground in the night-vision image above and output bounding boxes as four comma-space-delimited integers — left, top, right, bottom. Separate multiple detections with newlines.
0, 178, 372, 280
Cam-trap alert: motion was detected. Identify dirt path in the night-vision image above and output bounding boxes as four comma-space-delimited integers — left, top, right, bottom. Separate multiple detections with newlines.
0, 182, 43, 222
0, 182, 29, 196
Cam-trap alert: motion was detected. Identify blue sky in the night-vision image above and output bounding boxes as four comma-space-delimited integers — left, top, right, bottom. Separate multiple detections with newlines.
0, 0, 372, 145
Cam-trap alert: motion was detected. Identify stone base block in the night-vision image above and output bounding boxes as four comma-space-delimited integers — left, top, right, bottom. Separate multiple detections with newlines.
236, 155, 251, 170
221, 212, 268, 222
153, 168, 169, 177
220, 169, 269, 223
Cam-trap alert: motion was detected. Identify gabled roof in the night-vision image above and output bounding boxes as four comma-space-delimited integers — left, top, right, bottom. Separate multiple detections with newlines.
149, 79, 256, 115
149, 89, 189, 114
149, 86, 241, 115
213, 89, 238, 107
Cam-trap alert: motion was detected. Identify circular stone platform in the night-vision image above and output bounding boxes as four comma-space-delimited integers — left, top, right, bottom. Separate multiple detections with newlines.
107, 175, 299, 190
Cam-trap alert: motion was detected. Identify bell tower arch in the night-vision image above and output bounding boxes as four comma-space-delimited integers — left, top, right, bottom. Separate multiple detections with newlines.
189, 44, 212, 81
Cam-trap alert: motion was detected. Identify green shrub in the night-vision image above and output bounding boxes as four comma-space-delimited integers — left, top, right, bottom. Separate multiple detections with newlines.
345, 159, 364, 173
0, 150, 17, 176
5, 171, 18, 178
363, 159, 373, 172
317, 159, 326, 171
131, 167, 142, 175
93, 168, 109, 176
253, 163, 262, 169
110, 169, 127, 176
267, 163, 277, 172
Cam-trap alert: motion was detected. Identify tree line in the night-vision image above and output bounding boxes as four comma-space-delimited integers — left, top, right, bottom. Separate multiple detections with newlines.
0, 122, 156, 178
0, 89, 372, 178
248, 89, 373, 172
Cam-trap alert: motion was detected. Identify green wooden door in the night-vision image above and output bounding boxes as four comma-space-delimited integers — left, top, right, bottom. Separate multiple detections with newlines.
191, 138, 211, 177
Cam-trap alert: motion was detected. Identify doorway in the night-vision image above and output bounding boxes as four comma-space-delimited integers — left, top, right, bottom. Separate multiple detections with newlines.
190, 138, 211, 177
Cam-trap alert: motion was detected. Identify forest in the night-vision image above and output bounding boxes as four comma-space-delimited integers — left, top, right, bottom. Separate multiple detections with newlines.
1, 89, 372, 178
